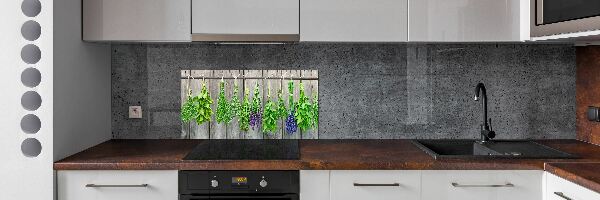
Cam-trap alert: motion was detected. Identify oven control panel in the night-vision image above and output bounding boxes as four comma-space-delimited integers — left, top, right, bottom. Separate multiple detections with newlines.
179, 171, 299, 194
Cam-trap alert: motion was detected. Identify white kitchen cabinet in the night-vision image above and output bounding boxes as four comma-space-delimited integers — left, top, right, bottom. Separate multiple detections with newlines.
545, 172, 600, 200
409, 0, 529, 42
300, 0, 408, 42
421, 170, 543, 200
82, 0, 191, 41
301, 170, 330, 200
57, 170, 178, 200
191, 0, 299, 41
330, 170, 421, 200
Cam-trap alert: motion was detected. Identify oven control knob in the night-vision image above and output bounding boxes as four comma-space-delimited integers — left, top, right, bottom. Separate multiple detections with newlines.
211, 180, 219, 188
259, 179, 268, 188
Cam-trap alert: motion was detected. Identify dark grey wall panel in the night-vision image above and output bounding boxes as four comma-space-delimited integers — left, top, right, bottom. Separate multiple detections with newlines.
112, 43, 576, 139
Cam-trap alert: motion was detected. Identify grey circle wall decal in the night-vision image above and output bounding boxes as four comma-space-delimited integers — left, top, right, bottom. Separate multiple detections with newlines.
20, 114, 41, 134
21, 138, 42, 157
21, 44, 41, 64
21, 0, 41, 17
21, 91, 42, 111
21, 68, 41, 87
21, 20, 41, 41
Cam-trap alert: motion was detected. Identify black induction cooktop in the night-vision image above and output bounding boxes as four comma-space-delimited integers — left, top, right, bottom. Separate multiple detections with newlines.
183, 140, 300, 160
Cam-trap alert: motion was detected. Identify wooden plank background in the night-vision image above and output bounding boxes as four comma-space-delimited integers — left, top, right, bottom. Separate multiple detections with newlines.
181, 70, 318, 139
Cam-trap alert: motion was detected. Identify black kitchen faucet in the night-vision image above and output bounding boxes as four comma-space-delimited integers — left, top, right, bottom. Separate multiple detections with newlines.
474, 83, 495, 142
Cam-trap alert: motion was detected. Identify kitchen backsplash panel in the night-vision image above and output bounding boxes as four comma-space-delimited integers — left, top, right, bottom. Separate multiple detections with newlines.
112, 44, 576, 139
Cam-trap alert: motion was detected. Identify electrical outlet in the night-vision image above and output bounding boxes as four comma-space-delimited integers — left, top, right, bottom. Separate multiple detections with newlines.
129, 106, 142, 119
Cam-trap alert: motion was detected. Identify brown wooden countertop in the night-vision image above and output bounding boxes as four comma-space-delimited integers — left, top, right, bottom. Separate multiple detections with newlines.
54, 139, 600, 171
545, 162, 600, 194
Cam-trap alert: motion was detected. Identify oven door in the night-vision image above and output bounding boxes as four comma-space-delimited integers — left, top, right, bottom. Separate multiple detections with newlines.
180, 194, 299, 200
532, 0, 600, 37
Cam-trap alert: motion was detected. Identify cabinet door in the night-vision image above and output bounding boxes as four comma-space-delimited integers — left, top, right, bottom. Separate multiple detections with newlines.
301, 0, 408, 42
330, 170, 420, 200
545, 172, 600, 200
192, 0, 299, 35
421, 170, 542, 200
57, 170, 178, 200
83, 0, 191, 41
409, 0, 529, 42
300, 170, 330, 200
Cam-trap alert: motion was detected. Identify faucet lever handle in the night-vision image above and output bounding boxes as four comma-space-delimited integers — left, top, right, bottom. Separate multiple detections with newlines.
488, 118, 493, 131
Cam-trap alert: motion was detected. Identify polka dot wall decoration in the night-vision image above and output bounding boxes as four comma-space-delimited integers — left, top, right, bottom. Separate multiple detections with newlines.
20, 0, 42, 158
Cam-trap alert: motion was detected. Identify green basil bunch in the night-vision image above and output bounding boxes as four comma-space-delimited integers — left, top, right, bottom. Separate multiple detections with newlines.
262, 87, 278, 133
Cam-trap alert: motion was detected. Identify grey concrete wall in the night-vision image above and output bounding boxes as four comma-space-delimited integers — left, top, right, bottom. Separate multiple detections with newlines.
112, 43, 576, 139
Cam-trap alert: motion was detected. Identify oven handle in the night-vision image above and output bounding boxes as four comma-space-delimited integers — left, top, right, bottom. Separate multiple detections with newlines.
180, 194, 298, 200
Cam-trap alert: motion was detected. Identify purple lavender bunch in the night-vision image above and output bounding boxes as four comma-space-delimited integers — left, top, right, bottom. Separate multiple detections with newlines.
285, 112, 298, 134
249, 112, 262, 130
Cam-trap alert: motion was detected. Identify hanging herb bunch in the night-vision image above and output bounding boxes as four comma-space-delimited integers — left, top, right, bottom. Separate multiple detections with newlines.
181, 82, 196, 123
295, 82, 312, 132
194, 80, 213, 125
276, 88, 287, 120
249, 83, 262, 130
285, 81, 298, 134
239, 87, 251, 131
229, 81, 241, 119
216, 80, 233, 124
262, 83, 278, 133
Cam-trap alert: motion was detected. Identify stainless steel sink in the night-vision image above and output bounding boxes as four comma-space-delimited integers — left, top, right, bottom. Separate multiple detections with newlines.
412, 140, 577, 160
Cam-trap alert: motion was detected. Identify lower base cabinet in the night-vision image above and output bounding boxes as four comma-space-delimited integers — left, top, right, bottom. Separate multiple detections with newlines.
300, 170, 545, 200
421, 170, 543, 200
330, 170, 421, 200
545, 172, 600, 200
57, 170, 178, 200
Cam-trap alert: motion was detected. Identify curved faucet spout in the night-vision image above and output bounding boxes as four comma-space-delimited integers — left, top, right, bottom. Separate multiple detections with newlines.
474, 83, 494, 142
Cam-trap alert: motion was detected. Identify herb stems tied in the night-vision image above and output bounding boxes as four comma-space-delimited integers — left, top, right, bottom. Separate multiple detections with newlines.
285, 80, 298, 134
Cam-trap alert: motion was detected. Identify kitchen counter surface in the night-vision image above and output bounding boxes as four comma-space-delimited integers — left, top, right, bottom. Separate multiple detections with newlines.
54, 139, 600, 171
545, 162, 600, 194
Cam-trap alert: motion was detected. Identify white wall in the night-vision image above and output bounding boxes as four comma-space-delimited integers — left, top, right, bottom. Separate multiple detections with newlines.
53, 0, 111, 161
0, 0, 54, 199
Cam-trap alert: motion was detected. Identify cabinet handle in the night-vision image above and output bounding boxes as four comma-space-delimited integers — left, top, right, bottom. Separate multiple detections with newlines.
85, 184, 149, 188
553, 192, 573, 200
353, 183, 400, 187
451, 182, 514, 188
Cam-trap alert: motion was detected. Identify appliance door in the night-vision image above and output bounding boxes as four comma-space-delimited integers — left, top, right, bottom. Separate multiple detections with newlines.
532, 0, 600, 37
180, 194, 299, 200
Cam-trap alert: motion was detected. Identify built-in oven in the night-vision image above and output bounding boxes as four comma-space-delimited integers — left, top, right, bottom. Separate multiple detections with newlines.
532, 0, 600, 37
179, 171, 299, 200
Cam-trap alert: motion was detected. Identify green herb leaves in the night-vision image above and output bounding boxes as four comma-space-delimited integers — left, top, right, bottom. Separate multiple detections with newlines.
262, 87, 278, 133
216, 81, 233, 124
295, 82, 312, 132
239, 88, 251, 131
195, 82, 213, 125
181, 81, 213, 125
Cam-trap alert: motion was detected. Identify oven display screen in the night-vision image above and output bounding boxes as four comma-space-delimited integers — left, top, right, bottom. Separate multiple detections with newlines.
232, 177, 248, 185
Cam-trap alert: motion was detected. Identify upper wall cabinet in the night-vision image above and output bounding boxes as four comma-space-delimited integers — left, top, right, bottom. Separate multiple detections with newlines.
409, 0, 530, 42
191, 0, 300, 42
300, 0, 408, 42
83, 0, 191, 42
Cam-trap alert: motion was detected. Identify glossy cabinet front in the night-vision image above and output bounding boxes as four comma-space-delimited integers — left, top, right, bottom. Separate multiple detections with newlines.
409, 0, 529, 42
57, 170, 178, 200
